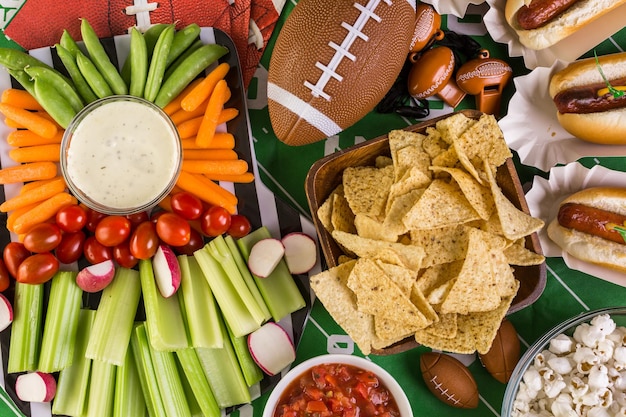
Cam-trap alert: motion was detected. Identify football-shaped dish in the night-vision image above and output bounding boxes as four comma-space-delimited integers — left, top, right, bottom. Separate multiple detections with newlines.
267, 0, 417, 146
479, 319, 521, 384
420, 351, 479, 409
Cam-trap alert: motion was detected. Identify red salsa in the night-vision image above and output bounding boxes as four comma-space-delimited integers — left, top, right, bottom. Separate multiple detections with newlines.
274, 363, 401, 417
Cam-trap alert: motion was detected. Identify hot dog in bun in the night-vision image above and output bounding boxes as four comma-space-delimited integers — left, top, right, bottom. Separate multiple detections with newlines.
547, 187, 626, 271
548, 52, 626, 145
505, 0, 626, 50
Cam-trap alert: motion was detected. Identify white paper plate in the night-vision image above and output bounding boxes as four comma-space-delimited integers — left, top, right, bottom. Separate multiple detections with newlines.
420, 0, 486, 18
498, 61, 626, 172
483, 0, 626, 69
526, 163, 626, 286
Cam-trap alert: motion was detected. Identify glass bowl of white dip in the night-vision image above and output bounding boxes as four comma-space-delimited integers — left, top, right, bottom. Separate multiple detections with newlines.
60, 95, 181, 215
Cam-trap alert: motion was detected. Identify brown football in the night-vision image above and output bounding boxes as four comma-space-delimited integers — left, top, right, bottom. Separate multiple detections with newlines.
478, 319, 521, 383
267, 0, 417, 146
420, 351, 479, 409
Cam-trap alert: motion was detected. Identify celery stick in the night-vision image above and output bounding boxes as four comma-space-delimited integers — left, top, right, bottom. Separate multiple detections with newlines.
226, 323, 263, 387
177, 360, 203, 417
84, 359, 116, 417
224, 235, 271, 320
114, 347, 147, 417
178, 255, 223, 348
131, 323, 167, 417
7, 282, 44, 373
237, 227, 306, 321
138, 259, 188, 351
145, 325, 192, 417
194, 245, 260, 337
85, 267, 142, 365
176, 348, 221, 417
52, 309, 96, 417
39, 271, 83, 372
195, 318, 251, 408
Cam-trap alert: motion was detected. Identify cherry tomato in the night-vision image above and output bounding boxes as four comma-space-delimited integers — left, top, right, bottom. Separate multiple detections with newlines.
55, 231, 86, 264
155, 212, 191, 246
84, 207, 107, 233
200, 206, 232, 237
173, 228, 205, 256
55, 204, 87, 233
16, 252, 59, 285
23, 223, 63, 253
113, 243, 138, 269
83, 236, 113, 264
129, 221, 160, 260
170, 192, 204, 220
227, 214, 252, 238
0, 259, 10, 292
126, 211, 150, 228
150, 210, 167, 224
95, 216, 132, 247
3, 242, 31, 279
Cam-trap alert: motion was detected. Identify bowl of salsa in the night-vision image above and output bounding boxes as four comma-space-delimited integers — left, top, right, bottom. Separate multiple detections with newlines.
262, 354, 412, 417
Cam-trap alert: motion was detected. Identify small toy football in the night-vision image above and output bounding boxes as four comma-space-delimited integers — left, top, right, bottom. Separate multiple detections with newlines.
267, 0, 417, 146
420, 351, 479, 409
478, 319, 521, 383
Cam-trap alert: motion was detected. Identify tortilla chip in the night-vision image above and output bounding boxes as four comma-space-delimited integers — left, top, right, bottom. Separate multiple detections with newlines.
343, 165, 394, 218
456, 114, 512, 169
317, 185, 344, 233
435, 112, 476, 145
374, 260, 416, 296
504, 242, 546, 266
424, 313, 457, 339
422, 126, 449, 159
386, 166, 430, 206
489, 247, 519, 298
395, 145, 431, 181
331, 192, 356, 234
309, 260, 375, 355
354, 214, 398, 242
388, 129, 425, 158
384, 189, 423, 236
416, 261, 463, 302
431, 146, 459, 168
431, 166, 495, 220
375, 155, 393, 168
409, 225, 470, 268
414, 321, 476, 354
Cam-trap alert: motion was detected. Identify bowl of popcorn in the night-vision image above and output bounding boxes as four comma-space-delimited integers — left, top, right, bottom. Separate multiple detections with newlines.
502, 307, 626, 417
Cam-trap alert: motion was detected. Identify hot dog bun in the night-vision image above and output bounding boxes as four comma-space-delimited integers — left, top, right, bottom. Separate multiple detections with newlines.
548, 52, 626, 145
505, 0, 626, 50
547, 187, 626, 272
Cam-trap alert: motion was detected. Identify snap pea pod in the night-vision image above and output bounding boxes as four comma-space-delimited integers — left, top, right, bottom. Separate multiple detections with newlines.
80, 18, 128, 95
76, 50, 113, 98
143, 24, 170, 57
165, 23, 201, 67
7, 69, 36, 97
154, 43, 228, 108
144, 24, 175, 102
0, 47, 53, 71
163, 39, 203, 81
33, 76, 76, 129
129, 27, 148, 98
24, 65, 85, 113
59, 30, 82, 57
55, 44, 98, 104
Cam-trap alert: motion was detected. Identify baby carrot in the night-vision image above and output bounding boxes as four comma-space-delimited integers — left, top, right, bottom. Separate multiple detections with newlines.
182, 149, 238, 160
196, 79, 230, 148
9, 144, 61, 163
176, 170, 237, 213
6, 202, 38, 232
20, 176, 64, 194
181, 133, 235, 150
0, 103, 58, 139
170, 98, 208, 125
217, 107, 239, 125
181, 159, 248, 176
204, 172, 254, 183
163, 77, 204, 116
176, 116, 202, 139
12, 193, 77, 235
0, 161, 57, 184
181, 62, 230, 112
1, 89, 44, 110
6, 130, 63, 147
0, 176, 66, 212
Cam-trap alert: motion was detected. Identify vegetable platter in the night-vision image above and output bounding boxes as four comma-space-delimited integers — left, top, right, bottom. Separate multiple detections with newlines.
0, 26, 315, 416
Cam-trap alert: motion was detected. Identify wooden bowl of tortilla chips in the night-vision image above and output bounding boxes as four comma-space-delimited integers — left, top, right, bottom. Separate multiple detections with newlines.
305, 110, 546, 356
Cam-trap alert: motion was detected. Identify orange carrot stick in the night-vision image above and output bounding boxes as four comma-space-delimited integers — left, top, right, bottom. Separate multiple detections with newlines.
176, 116, 202, 139
0, 176, 67, 212
1, 89, 44, 110
176, 171, 237, 213
182, 149, 238, 160
170, 99, 208, 125
0, 103, 58, 139
217, 107, 239, 125
196, 79, 230, 148
181, 62, 230, 112
193, 172, 238, 207
181, 159, 248, 176
12, 193, 78, 235
9, 144, 61, 163
20, 176, 65, 194
0, 161, 58, 184
163, 77, 204, 116
6, 202, 39, 232
7, 130, 64, 147
181, 133, 235, 150
204, 172, 255, 183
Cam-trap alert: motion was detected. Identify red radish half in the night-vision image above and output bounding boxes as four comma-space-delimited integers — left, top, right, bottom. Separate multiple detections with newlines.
0, 293, 12, 332
15, 372, 57, 402
247, 238, 285, 278
152, 245, 181, 298
75, 260, 115, 293
282, 232, 317, 274
248, 322, 296, 375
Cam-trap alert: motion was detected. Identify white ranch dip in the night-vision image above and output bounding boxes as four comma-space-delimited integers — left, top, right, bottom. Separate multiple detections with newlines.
63, 97, 180, 212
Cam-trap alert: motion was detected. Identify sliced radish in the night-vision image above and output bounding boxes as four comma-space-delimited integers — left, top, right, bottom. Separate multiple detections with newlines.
152, 245, 181, 298
0, 293, 12, 332
15, 372, 57, 402
248, 322, 295, 376
75, 260, 115, 293
247, 238, 285, 278
282, 232, 317, 274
